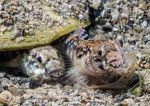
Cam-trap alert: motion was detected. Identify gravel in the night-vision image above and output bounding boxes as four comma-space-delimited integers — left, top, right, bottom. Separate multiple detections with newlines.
0, 0, 150, 106
89, 0, 150, 69
0, 71, 150, 106
0, 0, 80, 39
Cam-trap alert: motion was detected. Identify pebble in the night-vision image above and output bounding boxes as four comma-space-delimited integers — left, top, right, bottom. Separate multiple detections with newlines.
141, 20, 148, 29
15, 37, 25, 43
120, 98, 135, 106
0, 73, 5, 78
22, 101, 33, 106
0, 5, 2, 10
112, 27, 119, 32
0, 90, 15, 105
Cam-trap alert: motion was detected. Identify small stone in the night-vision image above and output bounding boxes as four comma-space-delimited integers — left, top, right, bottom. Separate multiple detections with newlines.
141, 20, 148, 29
15, 37, 25, 43
120, 98, 135, 106
112, 27, 119, 32
111, 9, 119, 22
89, 0, 101, 9
8, 86, 24, 96
0, 73, 5, 78
70, 90, 79, 96
0, 90, 15, 105
0, 26, 7, 32
138, 1, 147, 10
0, 4, 3, 10
22, 101, 33, 106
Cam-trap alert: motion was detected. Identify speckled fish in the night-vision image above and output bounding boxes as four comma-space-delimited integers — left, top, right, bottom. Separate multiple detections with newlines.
64, 29, 137, 89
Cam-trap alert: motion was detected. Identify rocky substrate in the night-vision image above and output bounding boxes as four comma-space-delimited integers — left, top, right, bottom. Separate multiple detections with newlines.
0, 0, 150, 106
0, 0, 90, 39
88, 0, 150, 69
0, 69, 150, 106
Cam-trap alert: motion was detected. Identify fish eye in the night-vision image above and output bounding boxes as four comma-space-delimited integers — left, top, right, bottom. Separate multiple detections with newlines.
94, 57, 101, 62
37, 56, 42, 63
98, 50, 102, 56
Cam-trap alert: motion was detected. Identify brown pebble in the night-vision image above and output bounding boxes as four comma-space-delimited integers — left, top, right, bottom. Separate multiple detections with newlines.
0, 90, 15, 105
120, 98, 134, 106
143, 84, 150, 93
8, 86, 24, 96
